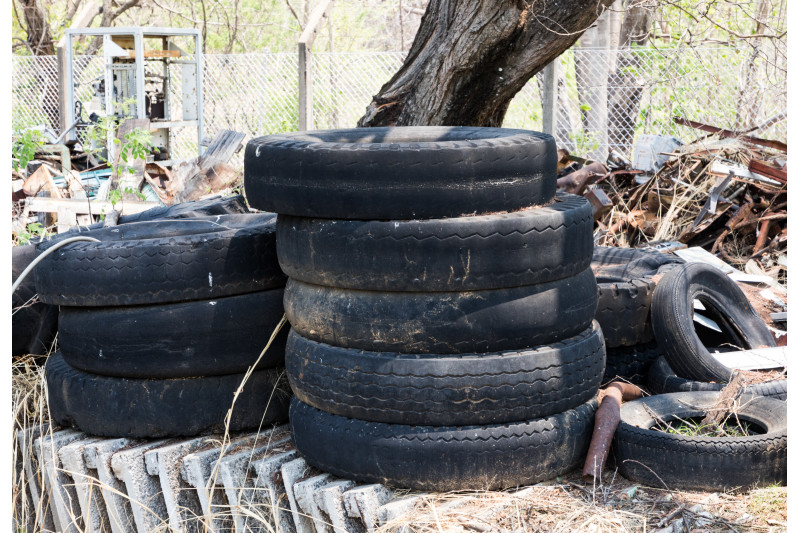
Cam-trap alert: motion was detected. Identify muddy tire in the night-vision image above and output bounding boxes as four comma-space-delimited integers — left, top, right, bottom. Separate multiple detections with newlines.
290, 397, 597, 491
651, 262, 776, 383
287, 322, 605, 425
12, 244, 58, 356
647, 356, 787, 400
46, 352, 291, 438
59, 289, 287, 378
614, 391, 787, 491
245, 127, 556, 219
276, 193, 592, 291
35, 214, 285, 306
592, 246, 683, 348
284, 268, 598, 353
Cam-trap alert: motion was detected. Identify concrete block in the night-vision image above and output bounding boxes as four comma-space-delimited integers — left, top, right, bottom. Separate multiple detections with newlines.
111, 439, 171, 533
343, 484, 394, 532
293, 474, 334, 533
142, 436, 211, 533
251, 450, 298, 533
181, 428, 291, 532
58, 436, 109, 533
16, 425, 56, 532
280, 457, 316, 533
35, 428, 85, 533
315, 480, 365, 533
83, 438, 136, 533
376, 495, 425, 528
218, 428, 293, 533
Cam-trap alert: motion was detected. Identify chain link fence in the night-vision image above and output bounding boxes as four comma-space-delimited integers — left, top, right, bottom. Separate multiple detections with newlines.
12, 44, 786, 165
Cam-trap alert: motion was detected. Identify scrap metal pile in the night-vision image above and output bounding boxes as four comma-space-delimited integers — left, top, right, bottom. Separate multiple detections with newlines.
557, 119, 787, 294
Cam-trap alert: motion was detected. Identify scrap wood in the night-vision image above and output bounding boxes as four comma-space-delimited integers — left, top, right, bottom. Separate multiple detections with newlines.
22, 166, 62, 199
556, 162, 607, 195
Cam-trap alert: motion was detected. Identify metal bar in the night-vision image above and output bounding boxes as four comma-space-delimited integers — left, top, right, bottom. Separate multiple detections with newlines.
65, 34, 76, 141
672, 116, 788, 152
196, 33, 204, 155
298, 42, 311, 131
541, 60, 558, 135
134, 30, 146, 119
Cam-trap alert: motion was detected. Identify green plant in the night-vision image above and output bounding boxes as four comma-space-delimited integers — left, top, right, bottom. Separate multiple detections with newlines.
12, 129, 45, 172
16, 222, 48, 246
653, 416, 753, 438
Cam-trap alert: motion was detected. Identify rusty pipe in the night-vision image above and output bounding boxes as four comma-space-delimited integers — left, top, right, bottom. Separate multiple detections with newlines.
582, 381, 644, 483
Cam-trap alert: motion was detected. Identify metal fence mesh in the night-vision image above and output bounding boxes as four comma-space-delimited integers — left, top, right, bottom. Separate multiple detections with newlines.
12, 45, 786, 163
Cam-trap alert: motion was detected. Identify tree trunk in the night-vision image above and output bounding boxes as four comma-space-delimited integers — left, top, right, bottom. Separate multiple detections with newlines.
607, 0, 655, 153
19, 0, 55, 55
357, 0, 616, 128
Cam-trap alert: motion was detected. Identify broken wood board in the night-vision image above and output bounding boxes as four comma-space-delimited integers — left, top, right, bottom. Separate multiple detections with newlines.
197, 130, 246, 170
26, 197, 160, 216
672, 247, 774, 284
22, 166, 62, 198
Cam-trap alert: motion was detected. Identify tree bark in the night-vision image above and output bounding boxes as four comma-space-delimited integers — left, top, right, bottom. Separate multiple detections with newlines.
607, 0, 656, 152
357, 0, 616, 128
19, 0, 56, 55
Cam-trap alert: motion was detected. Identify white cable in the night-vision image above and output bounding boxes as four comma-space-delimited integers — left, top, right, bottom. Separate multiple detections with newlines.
12, 236, 101, 294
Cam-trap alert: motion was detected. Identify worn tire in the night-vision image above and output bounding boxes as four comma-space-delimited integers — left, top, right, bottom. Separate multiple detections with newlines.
647, 356, 787, 400
651, 262, 777, 383
35, 214, 286, 306
614, 391, 787, 491
287, 322, 605, 425
285, 268, 598, 354
59, 289, 288, 378
276, 193, 593, 291
603, 342, 661, 386
46, 352, 291, 438
290, 397, 597, 491
593, 246, 683, 348
245, 127, 557, 219
12, 244, 58, 356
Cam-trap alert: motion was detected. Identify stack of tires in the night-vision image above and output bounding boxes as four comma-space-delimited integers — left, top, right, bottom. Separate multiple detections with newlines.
39, 215, 291, 438
592, 246, 683, 385
244, 127, 606, 491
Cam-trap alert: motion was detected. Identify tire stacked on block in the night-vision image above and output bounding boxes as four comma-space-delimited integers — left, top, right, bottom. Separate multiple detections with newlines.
37, 214, 291, 438
244, 127, 605, 491
591, 246, 683, 385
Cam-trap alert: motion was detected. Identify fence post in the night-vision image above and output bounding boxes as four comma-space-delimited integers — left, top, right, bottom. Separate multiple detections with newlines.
297, 0, 333, 131
541, 60, 558, 135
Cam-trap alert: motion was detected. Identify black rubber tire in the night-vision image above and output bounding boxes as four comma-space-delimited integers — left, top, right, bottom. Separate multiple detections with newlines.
603, 342, 661, 386
647, 356, 787, 400
12, 244, 58, 356
46, 352, 291, 438
592, 246, 684, 348
613, 391, 787, 491
651, 262, 777, 383
35, 214, 286, 307
285, 268, 598, 354
286, 322, 605, 425
58, 289, 288, 378
276, 193, 593, 292
290, 397, 597, 491
244, 127, 556, 219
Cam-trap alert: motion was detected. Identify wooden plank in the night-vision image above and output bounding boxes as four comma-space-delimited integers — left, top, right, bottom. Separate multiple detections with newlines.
127, 50, 181, 59
197, 130, 246, 170
26, 197, 159, 216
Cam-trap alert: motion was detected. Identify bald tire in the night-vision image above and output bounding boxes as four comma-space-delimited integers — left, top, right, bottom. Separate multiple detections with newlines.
290, 397, 597, 491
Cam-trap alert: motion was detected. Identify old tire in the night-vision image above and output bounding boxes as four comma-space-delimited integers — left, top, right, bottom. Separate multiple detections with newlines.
285, 268, 598, 354
244, 127, 556, 219
603, 342, 661, 386
35, 214, 286, 306
58, 289, 288, 378
592, 246, 683, 348
290, 397, 597, 491
46, 352, 291, 438
651, 262, 777, 383
286, 322, 605, 425
647, 356, 787, 400
12, 244, 58, 356
614, 391, 787, 491
276, 193, 593, 291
